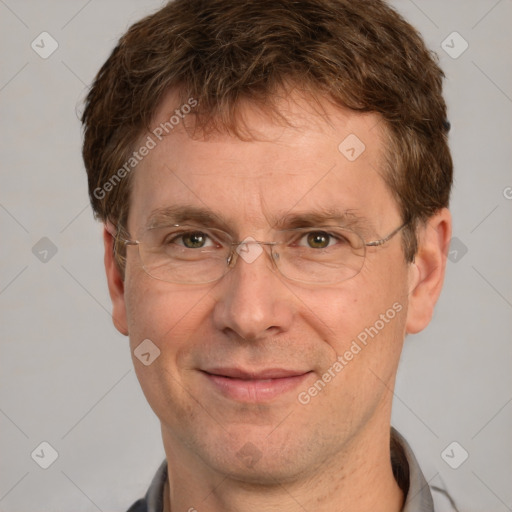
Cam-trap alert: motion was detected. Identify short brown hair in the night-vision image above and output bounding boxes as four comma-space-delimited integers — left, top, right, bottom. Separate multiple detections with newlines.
82, 0, 452, 263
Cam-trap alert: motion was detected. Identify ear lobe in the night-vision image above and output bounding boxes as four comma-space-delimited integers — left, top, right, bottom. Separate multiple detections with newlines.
103, 224, 129, 336
405, 208, 452, 334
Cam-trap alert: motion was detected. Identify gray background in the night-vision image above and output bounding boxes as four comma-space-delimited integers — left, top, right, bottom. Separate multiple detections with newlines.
0, 0, 511, 510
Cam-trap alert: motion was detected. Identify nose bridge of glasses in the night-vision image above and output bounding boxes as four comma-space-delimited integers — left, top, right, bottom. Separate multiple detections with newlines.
227, 238, 279, 269
234, 239, 278, 248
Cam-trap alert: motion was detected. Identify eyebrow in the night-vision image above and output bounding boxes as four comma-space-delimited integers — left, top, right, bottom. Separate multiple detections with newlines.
145, 205, 374, 235
272, 209, 374, 234
146, 206, 230, 230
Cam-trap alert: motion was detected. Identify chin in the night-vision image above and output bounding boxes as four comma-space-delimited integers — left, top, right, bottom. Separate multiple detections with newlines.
195, 425, 320, 485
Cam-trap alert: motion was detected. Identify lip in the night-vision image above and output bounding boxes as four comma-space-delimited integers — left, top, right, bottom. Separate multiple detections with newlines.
201, 368, 312, 402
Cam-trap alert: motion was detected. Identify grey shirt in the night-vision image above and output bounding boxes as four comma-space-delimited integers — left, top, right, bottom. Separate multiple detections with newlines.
126, 428, 457, 512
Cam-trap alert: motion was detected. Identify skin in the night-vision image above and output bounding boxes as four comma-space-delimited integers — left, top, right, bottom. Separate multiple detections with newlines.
104, 89, 451, 512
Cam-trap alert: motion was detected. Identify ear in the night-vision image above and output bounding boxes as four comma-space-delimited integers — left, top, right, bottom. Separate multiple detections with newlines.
103, 224, 129, 336
405, 208, 452, 334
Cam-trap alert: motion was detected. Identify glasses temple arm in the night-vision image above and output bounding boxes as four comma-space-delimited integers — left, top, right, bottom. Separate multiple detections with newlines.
365, 221, 409, 247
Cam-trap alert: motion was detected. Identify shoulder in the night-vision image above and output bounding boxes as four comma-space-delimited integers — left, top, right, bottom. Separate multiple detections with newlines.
431, 485, 460, 512
126, 498, 148, 512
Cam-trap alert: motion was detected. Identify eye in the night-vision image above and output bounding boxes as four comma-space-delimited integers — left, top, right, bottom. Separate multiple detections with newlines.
292, 229, 355, 250
300, 231, 336, 249
169, 231, 214, 249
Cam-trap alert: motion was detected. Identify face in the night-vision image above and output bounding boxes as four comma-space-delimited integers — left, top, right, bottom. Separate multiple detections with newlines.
105, 90, 447, 484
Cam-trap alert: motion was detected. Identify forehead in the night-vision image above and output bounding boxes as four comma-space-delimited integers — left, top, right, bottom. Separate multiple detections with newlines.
128, 90, 398, 235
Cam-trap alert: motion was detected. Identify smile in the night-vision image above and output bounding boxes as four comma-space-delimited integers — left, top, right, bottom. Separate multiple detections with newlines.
201, 368, 313, 402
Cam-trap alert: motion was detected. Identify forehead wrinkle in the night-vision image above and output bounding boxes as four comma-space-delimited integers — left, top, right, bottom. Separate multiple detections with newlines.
144, 203, 374, 237
238, 177, 278, 232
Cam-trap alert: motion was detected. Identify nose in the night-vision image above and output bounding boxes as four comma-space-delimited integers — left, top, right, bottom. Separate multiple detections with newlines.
211, 242, 294, 342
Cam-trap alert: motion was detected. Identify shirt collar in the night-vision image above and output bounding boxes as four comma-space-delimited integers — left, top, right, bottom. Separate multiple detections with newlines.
391, 427, 435, 512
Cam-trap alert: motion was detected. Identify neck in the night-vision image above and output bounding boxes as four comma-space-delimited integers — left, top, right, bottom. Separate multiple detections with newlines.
161, 418, 404, 512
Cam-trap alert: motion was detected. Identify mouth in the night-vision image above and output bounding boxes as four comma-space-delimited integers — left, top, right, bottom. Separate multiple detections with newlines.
200, 367, 313, 402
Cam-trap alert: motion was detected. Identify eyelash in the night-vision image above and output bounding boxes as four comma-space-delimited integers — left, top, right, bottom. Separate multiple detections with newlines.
165, 229, 347, 248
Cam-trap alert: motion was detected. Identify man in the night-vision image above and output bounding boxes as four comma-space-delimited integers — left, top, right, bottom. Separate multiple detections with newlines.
81, 0, 455, 510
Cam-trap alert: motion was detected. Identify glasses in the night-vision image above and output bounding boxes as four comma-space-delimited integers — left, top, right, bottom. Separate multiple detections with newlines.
115, 222, 408, 285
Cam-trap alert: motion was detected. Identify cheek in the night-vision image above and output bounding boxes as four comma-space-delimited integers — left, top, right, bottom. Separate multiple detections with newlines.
123, 274, 217, 419
302, 259, 409, 367
123, 271, 213, 352
300, 276, 408, 414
